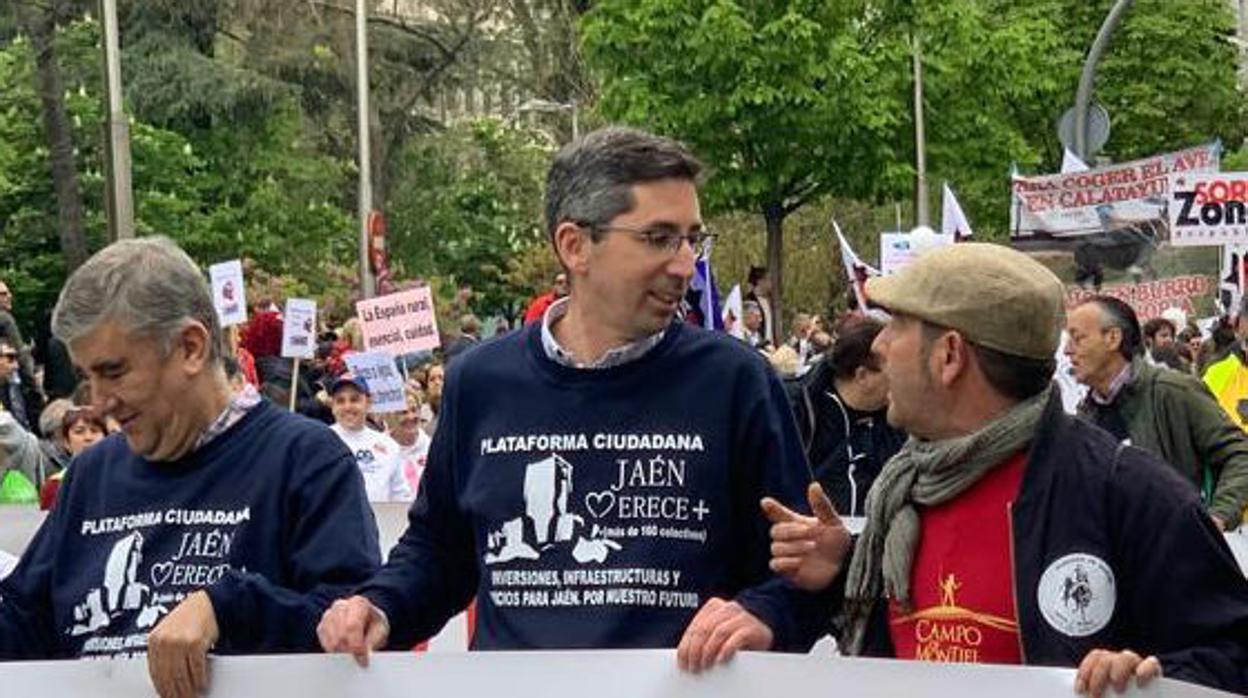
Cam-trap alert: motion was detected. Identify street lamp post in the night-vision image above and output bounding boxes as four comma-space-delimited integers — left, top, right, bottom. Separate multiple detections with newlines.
99, 0, 134, 240
912, 33, 929, 228
356, 0, 375, 299
1074, 0, 1135, 160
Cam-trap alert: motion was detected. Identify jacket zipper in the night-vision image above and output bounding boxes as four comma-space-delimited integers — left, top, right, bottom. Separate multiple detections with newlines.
829, 391, 860, 517
1007, 501, 1027, 663
847, 463, 858, 518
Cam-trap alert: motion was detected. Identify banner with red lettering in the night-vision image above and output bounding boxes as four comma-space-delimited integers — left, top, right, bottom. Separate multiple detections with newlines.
1169, 172, 1248, 246
1011, 143, 1220, 239
1063, 275, 1216, 321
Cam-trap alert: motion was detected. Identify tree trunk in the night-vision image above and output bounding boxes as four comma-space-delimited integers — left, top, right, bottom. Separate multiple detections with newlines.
763, 202, 785, 346
27, 1, 88, 272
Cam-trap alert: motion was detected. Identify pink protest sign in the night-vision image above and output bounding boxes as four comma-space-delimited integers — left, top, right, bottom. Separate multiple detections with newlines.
355, 287, 441, 355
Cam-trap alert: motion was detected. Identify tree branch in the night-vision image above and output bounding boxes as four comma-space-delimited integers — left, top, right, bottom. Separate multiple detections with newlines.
782, 178, 822, 215
309, 0, 454, 57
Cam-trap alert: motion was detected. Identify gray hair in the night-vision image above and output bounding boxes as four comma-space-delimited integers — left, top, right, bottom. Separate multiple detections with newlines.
543, 126, 703, 242
39, 398, 74, 439
52, 237, 224, 363
1083, 295, 1142, 360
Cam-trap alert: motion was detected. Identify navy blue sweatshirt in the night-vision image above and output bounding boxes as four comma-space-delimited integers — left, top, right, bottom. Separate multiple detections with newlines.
361, 321, 825, 651
0, 400, 381, 659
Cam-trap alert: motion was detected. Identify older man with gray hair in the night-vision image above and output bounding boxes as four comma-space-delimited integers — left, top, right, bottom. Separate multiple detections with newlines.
0, 237, 380, 698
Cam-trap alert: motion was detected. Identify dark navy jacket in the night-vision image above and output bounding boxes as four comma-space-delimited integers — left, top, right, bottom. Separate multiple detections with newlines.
857, 392, 1248, 693
359, 321, 827, 652
0, 400, 381, 659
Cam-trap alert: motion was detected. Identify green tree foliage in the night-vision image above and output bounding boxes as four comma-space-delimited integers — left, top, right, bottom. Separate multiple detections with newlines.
918, 0, 1245, 239
582, 0, 1246, 324
0, 17, 356, 345
387, 118, 551, 318
582, 0, 912, 334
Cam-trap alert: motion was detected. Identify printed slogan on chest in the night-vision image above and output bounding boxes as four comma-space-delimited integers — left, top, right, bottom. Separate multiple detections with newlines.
477, 431, 714, 613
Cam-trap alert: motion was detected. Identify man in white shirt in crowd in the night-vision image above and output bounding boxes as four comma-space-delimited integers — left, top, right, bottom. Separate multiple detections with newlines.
329, 375, 413, 502
386, 393, 431, 496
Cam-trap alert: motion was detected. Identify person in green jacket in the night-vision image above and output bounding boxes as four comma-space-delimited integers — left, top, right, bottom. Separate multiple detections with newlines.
1067, 296, 1248, 530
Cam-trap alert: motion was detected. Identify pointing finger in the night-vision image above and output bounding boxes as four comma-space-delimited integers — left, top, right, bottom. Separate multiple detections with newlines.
807, 483, 839, 524
760, 497, 801, 525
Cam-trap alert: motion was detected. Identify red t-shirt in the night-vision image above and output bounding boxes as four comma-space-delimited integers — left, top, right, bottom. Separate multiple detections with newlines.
888, 451, 1027, 664
523, 291, 557, 325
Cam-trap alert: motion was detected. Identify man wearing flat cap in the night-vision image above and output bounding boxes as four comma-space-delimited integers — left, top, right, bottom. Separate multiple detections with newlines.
763, 243, 1248, 696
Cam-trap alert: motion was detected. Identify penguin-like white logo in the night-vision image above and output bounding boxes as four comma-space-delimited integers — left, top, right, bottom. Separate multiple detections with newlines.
1037, 553, 1115, 637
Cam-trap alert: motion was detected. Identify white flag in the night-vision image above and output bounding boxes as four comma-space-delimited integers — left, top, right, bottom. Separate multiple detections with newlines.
834, 220, 880, 311
940, 183, 974, 241
721, 285, 744, 339
1061, 148, 1089, 174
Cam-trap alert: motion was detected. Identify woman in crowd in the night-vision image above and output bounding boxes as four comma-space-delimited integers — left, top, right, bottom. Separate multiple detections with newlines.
38, 406, 107, 510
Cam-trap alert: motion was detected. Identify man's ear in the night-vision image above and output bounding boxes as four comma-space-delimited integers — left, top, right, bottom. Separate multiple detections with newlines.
175, 322, 212, 375
1104, 326, 1124, 354
936, 331, 972, 388
553, 222, 590, 278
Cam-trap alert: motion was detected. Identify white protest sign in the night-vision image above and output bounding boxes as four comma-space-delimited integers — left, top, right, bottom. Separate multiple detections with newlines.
356, 287, 440, 355
281, 298, 317, 359
208, 260, 247, 327
880, 233, 911, 276
343, 351, 407, 413
1170, 172, 1248, 246
0, 650, 1235, 698
880, 230, 953, 276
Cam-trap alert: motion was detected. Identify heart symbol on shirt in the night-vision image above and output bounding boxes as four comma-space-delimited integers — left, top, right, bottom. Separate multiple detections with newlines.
150, 562, 174, 587
584, 491, 616, 519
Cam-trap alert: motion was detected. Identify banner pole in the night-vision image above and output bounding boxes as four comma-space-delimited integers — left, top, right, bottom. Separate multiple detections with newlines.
289, 358, 300, 412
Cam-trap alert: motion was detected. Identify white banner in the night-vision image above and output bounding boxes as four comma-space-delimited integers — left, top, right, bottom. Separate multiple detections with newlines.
0, 651, 1235, 698
208, 260, 247, 327
1011, 143, 1220, 239
342, 352, 407, 414
1170, 172, 1248, 247
1063, 275, 1216, 322
281, 298, 317, 360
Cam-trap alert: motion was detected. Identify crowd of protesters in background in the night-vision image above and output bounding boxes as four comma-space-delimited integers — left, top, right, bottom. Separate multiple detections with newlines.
1, 128, 1248, 698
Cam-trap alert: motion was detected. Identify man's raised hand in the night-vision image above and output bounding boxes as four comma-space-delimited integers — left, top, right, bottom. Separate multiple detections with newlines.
760, 482, 851, 592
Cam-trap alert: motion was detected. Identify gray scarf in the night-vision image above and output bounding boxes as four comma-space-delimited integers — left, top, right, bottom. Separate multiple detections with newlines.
838, 385, 1052, 655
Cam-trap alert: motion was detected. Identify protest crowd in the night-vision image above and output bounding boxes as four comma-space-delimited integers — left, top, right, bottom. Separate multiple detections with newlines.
1, 126, 1247, 698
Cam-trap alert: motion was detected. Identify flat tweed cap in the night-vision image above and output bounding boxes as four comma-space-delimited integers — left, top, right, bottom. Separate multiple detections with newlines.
864, 242, 1064, 361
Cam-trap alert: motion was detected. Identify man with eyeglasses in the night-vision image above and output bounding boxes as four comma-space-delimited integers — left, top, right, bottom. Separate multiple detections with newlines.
0, 341, 38, 433
319, 126, 824, 670
0, 282, 41, 409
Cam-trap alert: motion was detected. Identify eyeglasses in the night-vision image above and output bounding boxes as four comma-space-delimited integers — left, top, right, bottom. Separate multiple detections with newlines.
583, 223, 716, 258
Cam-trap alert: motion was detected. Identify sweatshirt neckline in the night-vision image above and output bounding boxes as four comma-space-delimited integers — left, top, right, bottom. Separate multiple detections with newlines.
525, 320, 686, 387
137, 399, 276, 474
